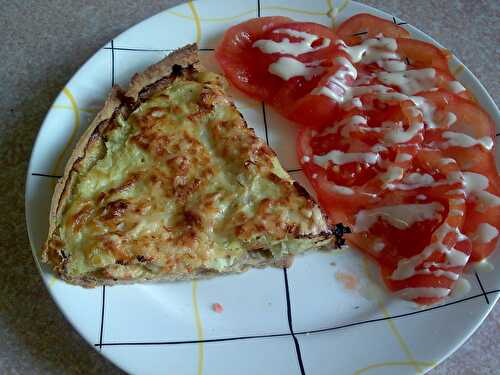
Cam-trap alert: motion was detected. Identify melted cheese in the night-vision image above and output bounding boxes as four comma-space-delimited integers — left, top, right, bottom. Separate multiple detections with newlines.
52, 72, 331, 280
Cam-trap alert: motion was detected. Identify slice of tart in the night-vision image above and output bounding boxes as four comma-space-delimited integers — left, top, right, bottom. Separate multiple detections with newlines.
42, 44, 339, 287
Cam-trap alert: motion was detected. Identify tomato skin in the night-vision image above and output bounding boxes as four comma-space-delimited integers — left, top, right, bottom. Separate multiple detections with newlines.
262, 22, 341, 62
216, 18, 342, 121
287, 94, 341, 128
396, 38, 450, 72
215, 16, 293, 101
336, 13, 410, 45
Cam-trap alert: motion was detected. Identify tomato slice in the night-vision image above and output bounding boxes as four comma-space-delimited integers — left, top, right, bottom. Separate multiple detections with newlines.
257, 22, 341, 62
216, 18, 342, 123
336, 13, 410, 45
395, 38, 450, 72
421, 91, 497, 175
347, 149, 471, 304
215, 16, 293, 101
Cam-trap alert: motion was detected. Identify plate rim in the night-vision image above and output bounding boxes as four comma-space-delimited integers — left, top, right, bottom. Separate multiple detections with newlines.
25, 0, 500, 374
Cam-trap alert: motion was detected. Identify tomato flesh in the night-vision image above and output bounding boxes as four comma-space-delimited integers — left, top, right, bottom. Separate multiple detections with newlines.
216, 14, 499, 304
336, 13, 410, 45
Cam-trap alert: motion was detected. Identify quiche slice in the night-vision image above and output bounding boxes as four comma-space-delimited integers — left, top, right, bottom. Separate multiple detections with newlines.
42, 44, 339, 287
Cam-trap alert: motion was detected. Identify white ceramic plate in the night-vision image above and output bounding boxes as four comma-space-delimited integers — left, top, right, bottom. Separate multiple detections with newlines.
26, 1, 500, 374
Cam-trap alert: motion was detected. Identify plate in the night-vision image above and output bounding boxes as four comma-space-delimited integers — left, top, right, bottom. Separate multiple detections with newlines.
25, 1, 500, 374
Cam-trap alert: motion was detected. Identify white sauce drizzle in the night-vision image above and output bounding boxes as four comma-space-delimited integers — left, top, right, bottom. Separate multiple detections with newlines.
328, 184, 355, 195
449, 209, 464, 217
440, 131, 493, 150
395, 153, 413, 162
312, 57, 357, 102
446, 80, 466, 94
475, 191, 500, 211
338, 37, 405, 72
391, 223, 469, 281
380, 166, 404, 184
313, 150, 379, 167
388, 172, 435, 190
461, 172, 500, 211
462, 172, 489, 194
396, 287, 450, 300
376, 68, 436, 95
268, 57, 324, 81
471, 223, 499, 244
354, 202, 444, 232
322, 115, 367, 137
253, 28, 330, 56
440, 158, 456, 165
373, 241, 385, 253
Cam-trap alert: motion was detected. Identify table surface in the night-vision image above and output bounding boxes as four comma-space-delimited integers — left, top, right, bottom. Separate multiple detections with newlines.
1, 0, 498, 374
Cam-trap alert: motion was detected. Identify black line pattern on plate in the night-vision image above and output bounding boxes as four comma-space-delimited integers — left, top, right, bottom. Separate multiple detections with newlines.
98, 285, 106, 350
41, 6, 498, 368
94, 290, 500, 347
475, 272, 490, 304
284, 269, 306, 375
31, 173, 62, 178
261, 102, 270, 146
352, 31, 368, 36
104, 47, 215, 52
392, 16, 408, 26
95, 332, 291, 347
111, 40, 115, 87
256, 0, 302, 370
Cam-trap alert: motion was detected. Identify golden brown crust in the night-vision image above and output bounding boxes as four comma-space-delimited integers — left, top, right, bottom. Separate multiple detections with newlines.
42, 44, 200, 267
125, 43, 200, 103
42, 44, 336, 287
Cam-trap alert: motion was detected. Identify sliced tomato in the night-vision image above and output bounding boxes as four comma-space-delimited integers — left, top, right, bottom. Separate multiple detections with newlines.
216, 18, 342, 124
396, 38, 450, 72
215, 16, 293, 101
258, 22, 341, 62
463, 193, 500, 262
336, 13, 410, 45
347, 149, 472, 304
421, 91, 497, 175
285, 57, 356, 127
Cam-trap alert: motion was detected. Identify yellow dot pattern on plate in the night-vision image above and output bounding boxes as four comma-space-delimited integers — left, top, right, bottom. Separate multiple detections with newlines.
167, 8, 257, 23
51, 87, 81, 186
352, 360, 436, 375
329, 0, 350, 28
359, 258, 436, 374
192, 281, 204, 375
187, 1, 202, 44
52, 104, 98, 114
451, 64, 465, 77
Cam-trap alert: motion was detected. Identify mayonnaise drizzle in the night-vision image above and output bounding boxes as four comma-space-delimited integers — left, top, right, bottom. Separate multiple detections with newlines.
354, 202, 444, 232
253, 28, 331, 56
446, 80, 466, 94
396, 287, 451, 300
376, 68, 437, 95
268, 57, 324, 81
314, 150, 379, 167
471, 223, 499, 244
440, 131, 494, 150
312, 57, 357, 102
391, 222, 469, 281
